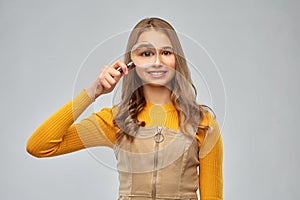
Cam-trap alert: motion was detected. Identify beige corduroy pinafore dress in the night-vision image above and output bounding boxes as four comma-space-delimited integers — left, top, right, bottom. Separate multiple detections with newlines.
114, 126, 199, 200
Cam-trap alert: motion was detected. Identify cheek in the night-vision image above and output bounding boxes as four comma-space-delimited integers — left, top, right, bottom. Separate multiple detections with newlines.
165, 55, 176, 69
135, 67, 144, 79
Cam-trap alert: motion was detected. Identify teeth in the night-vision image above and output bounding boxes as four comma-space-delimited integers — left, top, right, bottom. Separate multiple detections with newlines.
148, 71, 166, 75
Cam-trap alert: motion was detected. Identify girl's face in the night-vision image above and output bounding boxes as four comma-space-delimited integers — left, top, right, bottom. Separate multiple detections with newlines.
134, 29, 176, 87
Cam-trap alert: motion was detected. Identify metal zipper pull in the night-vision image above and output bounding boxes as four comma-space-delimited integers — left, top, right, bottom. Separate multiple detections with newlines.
154, 126, 164, 143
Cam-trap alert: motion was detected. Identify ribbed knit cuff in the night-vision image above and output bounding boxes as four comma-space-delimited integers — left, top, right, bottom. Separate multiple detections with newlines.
71, 89, 95, 119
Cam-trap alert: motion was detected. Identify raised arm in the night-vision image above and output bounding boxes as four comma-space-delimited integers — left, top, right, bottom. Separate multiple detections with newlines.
26, 60, 128, 158
27, 90, 95, 157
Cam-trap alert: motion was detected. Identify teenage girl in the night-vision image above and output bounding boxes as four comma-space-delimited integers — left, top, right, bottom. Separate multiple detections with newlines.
27, 17, 223, 200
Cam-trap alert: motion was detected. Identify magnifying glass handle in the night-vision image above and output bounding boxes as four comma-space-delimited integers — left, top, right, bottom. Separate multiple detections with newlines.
117, 61, 134, 73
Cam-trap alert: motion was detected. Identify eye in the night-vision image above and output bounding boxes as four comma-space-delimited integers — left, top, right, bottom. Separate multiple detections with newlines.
141, 51, 154, 57
162, 50, 173, 56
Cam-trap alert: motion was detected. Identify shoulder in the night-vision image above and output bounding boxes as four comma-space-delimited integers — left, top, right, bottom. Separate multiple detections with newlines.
93, 107, 117, 128
196, 110, 222, 153
200, 110, 214, 127
95, 106, 117, 118
204, 111, 220, 133
93, 107, 120, 144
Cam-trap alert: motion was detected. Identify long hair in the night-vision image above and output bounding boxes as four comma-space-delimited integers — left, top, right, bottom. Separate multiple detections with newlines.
113, 17, 214, 140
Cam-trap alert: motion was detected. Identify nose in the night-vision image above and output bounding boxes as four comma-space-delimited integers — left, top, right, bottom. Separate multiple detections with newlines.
153, 50, 162, 66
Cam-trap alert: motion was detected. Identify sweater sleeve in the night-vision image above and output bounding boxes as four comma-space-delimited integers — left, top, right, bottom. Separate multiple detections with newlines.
26, 90, 117, 158
196, 112, 223, 200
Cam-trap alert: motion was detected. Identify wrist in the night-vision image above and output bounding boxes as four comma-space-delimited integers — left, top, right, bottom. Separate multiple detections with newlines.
85, 87, 98, 101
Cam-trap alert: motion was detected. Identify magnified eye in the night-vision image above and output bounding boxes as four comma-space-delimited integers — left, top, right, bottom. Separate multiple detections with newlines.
140, 49, 155, 57
131, 43, 157, 67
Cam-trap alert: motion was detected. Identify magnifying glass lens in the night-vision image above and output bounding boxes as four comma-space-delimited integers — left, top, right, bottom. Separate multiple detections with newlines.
131, 42, 156, 67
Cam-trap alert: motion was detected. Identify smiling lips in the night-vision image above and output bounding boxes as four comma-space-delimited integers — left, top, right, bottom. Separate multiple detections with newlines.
147, 70, 168, 78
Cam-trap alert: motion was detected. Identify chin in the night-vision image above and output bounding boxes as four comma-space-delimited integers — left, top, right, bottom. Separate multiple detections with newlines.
142, 80, 173, 88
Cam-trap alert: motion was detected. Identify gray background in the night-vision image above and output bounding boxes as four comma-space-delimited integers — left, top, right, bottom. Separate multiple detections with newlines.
1, 0, 299, 199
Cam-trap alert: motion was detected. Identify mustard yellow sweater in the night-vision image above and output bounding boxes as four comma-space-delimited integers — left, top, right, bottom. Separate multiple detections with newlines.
26, 90, 223, 200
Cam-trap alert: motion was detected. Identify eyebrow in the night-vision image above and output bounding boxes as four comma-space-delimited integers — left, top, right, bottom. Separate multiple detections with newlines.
133, 43, 174, 53
135, 44, 154, 49
160, 46, 174, 50
135, 41, 173, 49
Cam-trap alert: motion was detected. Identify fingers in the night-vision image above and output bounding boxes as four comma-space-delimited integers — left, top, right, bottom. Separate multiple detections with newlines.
105, 60, 127, 79
97, 60, 128, 92
98, 66, 116, 89
86, 60, 128, 99
113, 60, 128, 75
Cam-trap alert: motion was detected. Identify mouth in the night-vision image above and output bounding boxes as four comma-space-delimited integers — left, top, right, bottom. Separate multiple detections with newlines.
147, 71, 167, 76
147, 71, 167, 75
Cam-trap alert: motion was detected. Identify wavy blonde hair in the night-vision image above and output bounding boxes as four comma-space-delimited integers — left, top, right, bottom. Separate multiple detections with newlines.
113, 17, 215, 140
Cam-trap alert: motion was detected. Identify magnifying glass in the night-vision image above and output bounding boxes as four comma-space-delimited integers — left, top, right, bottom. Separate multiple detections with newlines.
117, 41, 158, 73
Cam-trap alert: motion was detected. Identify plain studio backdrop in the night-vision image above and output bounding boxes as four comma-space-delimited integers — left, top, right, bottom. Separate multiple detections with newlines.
1, 0, 299, 199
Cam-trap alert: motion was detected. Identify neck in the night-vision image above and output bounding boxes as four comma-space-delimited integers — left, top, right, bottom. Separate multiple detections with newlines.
143, 84, 172, 105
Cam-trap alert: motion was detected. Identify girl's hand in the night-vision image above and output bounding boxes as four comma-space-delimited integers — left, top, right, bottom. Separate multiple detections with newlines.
86, 60, 128, 100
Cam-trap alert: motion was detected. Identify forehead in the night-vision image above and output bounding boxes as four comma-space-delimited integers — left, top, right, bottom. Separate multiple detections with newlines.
137, 29, 172, 48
